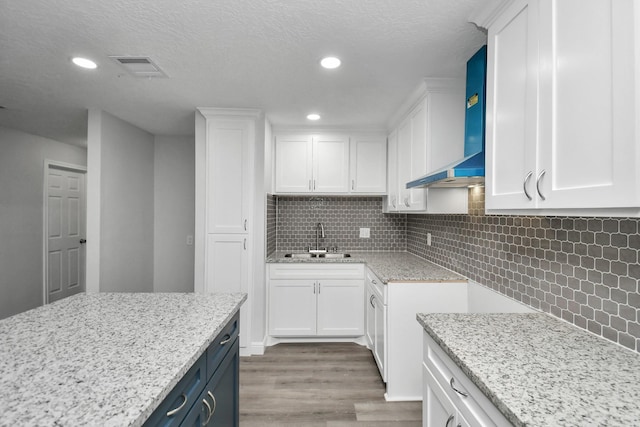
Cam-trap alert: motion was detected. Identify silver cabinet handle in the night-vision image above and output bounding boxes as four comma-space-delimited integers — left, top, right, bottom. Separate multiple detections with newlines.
404, 197, 410, 207
313, 282, 316, 294
318, 282, 320, 294
220, 334, 231, 345
369, 294, 375, 308
392, 197, 396, 208
352, 179, 355, 190
523, 171, 533, 201
202, 398, 212, 426
166, 393, 187, 417
205, 391, 217, 425
450, 377, 468, 397
244, 219, 247, 231
536, 169, 546, 201
372, 279, 377, 284
445, 414, 455, 427
313, 180, 316, 190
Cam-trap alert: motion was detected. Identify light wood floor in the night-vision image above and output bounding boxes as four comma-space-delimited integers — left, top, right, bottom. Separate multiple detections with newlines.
239, 343, 422, 426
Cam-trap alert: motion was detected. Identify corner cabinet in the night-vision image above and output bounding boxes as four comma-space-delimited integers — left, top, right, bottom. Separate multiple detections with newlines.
479, 0, 640, 216
386, 79, 469, 214
268, 263, 365, 337
195, 108, 259, 351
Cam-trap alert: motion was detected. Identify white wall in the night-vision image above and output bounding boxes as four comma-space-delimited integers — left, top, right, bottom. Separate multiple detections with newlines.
0, 126, 86, 319
153, 135, 195, 292
87, 110, 155, 293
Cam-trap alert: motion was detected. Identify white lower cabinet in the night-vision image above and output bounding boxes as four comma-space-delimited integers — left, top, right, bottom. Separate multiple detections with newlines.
268, 264, 365, 337
422, 331, 511, 427
365, 268, 387, 382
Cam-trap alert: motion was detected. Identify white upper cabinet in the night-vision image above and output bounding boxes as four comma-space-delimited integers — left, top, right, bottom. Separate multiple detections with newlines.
274, 132, 385, 195
480, 0, 640, 216
350, 135, 387, 194
274, 134, 313, 193
386, 78, 468, 213
205, 116, 253, 234
313, 134, 350, 193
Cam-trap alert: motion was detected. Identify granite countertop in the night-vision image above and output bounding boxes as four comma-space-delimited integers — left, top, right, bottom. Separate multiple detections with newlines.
266, 251, 466, 283
417, 312, 640, 426
0, 292, 246, 427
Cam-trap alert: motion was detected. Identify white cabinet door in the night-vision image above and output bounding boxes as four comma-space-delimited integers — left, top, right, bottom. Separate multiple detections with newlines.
313, 134, 350, 193
350, 135, 387, 194
206, 234, 249, 346
423, 364, 460, 427
386, 129, 399, 211
536, 0, 639, 209
274, 134, 313, 193
397, 104, 428, 211
316, 279, 364, 336
269, 279, 317, 336
206, 118, 253, 233
485, 0, 539, 211
365, 285, 375, 347
373, 293, 386, 381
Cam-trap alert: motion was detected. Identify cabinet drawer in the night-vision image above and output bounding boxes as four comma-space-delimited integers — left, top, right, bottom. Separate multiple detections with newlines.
365, 267, 385, 303
143, 353, 207, 427
207, 312, 239, 380
269, 263, 364, 280
423, 332, 510, 427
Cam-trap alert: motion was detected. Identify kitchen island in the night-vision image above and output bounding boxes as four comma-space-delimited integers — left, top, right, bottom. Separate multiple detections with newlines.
417, 312, 640, 426
0, 292, 246, 426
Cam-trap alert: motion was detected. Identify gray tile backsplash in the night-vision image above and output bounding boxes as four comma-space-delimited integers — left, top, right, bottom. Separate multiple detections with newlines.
407, 187, 640, 353
273, 196, 406, 253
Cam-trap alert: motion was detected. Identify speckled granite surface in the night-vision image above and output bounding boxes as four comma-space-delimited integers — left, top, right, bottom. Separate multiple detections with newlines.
0, 292, 246, 427
266, 251, 466, 283
417, 313, 640, 427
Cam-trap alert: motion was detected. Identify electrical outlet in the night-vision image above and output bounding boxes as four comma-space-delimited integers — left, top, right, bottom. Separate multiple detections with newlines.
427, 233, 432, 246
186, 235, 194, 246
359, 227, 370, 238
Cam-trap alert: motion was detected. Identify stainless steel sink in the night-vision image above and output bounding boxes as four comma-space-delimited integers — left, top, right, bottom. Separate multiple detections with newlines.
318, 253, 351, 259
283, 253, 351, 259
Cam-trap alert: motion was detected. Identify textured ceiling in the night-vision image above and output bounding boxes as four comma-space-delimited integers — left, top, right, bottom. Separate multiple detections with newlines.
0, 0, 488, 146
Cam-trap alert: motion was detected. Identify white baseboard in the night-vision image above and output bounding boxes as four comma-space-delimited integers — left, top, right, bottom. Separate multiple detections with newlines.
265, 335, 368, 347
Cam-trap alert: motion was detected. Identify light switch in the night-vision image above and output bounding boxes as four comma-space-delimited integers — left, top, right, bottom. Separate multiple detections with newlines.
427, 233, 432, 246
360, 228, 370, 238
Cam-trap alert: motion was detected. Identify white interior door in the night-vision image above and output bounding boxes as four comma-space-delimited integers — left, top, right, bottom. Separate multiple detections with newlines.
46, 166, 86, 304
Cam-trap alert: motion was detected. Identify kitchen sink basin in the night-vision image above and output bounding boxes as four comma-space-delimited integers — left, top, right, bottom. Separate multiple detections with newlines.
283, 253, 351, 259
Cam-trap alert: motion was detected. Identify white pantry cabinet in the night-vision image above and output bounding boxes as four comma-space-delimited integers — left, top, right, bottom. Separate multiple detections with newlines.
350, 135, 387, 194
268, 263, 365, 337
480, 0, 640, 216
195, 108, 259, 351
274, 133, 349, 194
385, 79, 468, 214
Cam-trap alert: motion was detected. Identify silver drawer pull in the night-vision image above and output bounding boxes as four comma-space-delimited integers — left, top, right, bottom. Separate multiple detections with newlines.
166, 393, 187, 417
220, 334, 231, 345
205, 391, 217, 424
450, 377, 468, 397
536, 169, 546, 200
523, 171, 533, 201
202, 397, 212, 426
372, 279, 377, 284
445, 414, 454, 427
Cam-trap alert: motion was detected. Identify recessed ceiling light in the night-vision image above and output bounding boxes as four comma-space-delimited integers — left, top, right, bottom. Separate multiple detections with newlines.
307, 114, 321, 121
320, 57, 341, 69
72, 57, 97, 69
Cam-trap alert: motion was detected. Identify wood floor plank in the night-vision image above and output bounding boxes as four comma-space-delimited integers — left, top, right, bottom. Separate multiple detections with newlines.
239, 343, 422, 426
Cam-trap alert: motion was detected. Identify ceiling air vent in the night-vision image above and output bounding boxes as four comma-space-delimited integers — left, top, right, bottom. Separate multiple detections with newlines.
109, 56, 167, 78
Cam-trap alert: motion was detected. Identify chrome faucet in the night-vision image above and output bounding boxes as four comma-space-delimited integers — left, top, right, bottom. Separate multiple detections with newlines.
310, 222, 326, 253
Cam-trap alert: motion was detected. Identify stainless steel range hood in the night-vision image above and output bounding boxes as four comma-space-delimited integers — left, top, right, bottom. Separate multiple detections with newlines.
407, 45, 487, 189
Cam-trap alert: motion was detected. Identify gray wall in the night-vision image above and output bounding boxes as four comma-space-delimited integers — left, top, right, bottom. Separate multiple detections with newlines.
97, 112, 155, 292
153, 135, 195, 292
407, 187, 640, 353
0, 126, 86, 319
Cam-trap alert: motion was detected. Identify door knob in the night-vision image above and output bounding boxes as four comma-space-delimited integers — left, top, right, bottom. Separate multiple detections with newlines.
79, 239, 87, 244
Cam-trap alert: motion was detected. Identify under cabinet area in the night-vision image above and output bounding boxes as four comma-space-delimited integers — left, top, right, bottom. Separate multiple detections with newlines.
268, 263, 365, 337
